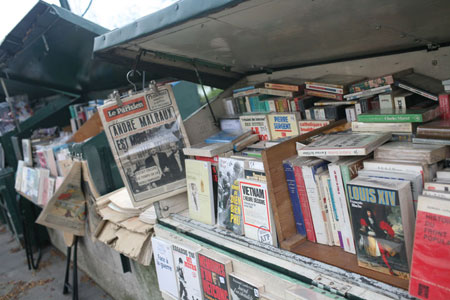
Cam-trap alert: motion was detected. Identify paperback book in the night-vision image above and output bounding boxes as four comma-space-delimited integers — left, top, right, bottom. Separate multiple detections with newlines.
198, 250, 233, 300
186, 159, 215, 225
172, 243, 202, 300
229, 273, 264, 300
267, 113, 300, 140
374, 142, 446, 164
297, 133, 391, 156
218, 157, 245, 235
357, 106, 441, 123
347, 177, 415, 279
409, 195, 450, 300
239, 114, 272, 141
151, 237, 178, 298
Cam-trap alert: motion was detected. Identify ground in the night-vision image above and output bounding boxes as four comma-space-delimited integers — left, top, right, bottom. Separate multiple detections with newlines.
0, 226, 113, 300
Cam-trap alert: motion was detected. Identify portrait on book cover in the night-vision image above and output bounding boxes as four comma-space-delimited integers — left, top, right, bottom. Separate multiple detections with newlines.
353, 203, 409, 279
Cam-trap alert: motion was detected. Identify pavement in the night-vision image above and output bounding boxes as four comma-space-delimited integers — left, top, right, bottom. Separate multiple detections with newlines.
0, 226, 113, 300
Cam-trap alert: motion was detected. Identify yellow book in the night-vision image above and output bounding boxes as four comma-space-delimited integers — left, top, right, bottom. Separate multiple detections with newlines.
186, 159, 215, 225
267, 113, 300, 140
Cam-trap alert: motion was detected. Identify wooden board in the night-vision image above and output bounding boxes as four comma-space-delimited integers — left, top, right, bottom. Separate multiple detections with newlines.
68, 112, 103, 143
261, 120, 346, 250
291, 240, 409, 290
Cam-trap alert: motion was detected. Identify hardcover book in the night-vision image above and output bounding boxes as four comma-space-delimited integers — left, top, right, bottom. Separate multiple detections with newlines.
267, 113, 300, 140
98, 85, 190, 207
239, 114, 272, 141
395, 72, 443, 101
172, 243, 202, 300
186, 159, 215, 225
409, 195, 450, 300
229, 273, 264, 300
151, 237, 178, 299
297, 133, 391, 156
198, 251, 233, 300
239, 179, 277, 246
218, 157, 245, 235
357, 106, 441, 123
347, 177, 415, 279
283, 156, 307, 236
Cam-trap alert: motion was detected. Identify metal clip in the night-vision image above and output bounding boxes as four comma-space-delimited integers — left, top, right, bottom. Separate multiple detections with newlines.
109, 90, 122, 106
149, 80, 159, 95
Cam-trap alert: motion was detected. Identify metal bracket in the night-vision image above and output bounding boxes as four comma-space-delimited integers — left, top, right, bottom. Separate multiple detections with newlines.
427, 43, 440, 52
109, 90, 122, 106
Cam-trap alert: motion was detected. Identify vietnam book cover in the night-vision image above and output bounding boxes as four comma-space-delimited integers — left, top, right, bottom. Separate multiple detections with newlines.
347, 179, 410, 279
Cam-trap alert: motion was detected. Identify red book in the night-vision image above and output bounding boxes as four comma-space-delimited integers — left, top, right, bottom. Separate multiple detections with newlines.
409, 195, 450, 300
293, 164, 316, 243
439, 94, 450, 120
198, 253, 232, 300
305, 89, 344, 100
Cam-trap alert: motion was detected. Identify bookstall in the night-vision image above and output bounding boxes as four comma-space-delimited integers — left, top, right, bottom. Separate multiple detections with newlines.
90, 1, 450, 299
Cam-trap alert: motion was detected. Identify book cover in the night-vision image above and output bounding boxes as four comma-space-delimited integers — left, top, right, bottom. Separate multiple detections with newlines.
344, 85, 393, 100
292, 158, 316, 243
198, 251, 233, 300
351, 122, 415, 133
298, 120, 332, 135
363, 159, 427, 184
44, 148, 58, 177
183, 142, 233, 157
47, 177, 56, 201
98, 85, 190, 207
264, 82, 300, 92
305, 74, 365, 91
172, 243, 202, 300
316, 171, 337, 246
186, 159, 215, 225
151, 237, 178, 299
283, 157, 307, 236
229, 273, 264, 300
347, 177, 415, 279
302, 159, 330, 245
305, 89, 344, 100
348, 69, 413, 93
297, 133, 391, 156
240, 115, 272, 141
409, 195, 450, 300
357, 106, 441, 123
218, 157, 245, 235
267, 113, 300, 140
36, 149, 48, 169
239, 179, 277, 246
37, 168, 50, 206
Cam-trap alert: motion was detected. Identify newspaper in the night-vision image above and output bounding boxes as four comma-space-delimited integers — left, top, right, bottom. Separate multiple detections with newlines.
36, 161, 86, 236
99, 85, 190, 207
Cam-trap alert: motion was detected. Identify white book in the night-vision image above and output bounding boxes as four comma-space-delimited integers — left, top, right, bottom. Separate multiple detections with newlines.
45, 148, 59, 177
15, 160, 24, 191
328, 159, 354, 253
363, 160, 428, 184
48, 177, 56, 200
297, 133, 391, 156
37, 169, 50, 206
351, 122, 414, 133
422, 189, 450, 200
374, 142, 447, 164
22, 139, 32, 167
318, 172, 339, 246
172, 243, 203, 300
436, 169, 450, 181
183, 142, 233, 157
239, 179, 278, 246
424, 181, 450, 192
267, 100, 276, 112
301, 160, 330, 245
152, 237, 179, 299
240, 114, 272, 141
245, 97, 252, 113
394, 92, 413, 110
378, 93, 395, 110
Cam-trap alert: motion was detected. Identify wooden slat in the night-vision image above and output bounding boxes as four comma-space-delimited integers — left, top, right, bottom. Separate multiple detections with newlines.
261, 120, 346, 250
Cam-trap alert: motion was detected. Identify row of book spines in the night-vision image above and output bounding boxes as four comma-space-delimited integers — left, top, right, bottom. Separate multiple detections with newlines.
225, 97, 298, 115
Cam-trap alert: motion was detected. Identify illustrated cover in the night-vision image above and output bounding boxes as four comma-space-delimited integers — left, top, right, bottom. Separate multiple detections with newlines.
98, 85, 190, 207
283, 157, 307, 236
347, 177, 415, 279
186, 159, 215, 225
297, 133, 391, 156
267, 113, 300, 140
409, 195, 450, 300
229, 273, 264, 300
172, 243, 202, 300
218, 157, 245, 235
36, 162, 86, 236
239, 115, 272, 141
239, 179, 277, 246
151, 237, 178, 298
198, 251, 233, 300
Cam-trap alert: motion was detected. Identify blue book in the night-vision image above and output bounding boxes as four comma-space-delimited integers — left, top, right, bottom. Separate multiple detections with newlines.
204, 130, 251, 144
283, 157, 307, 236
233, 86, 256, 94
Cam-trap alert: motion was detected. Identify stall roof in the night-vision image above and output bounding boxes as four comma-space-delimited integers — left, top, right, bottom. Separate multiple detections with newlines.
93, 0, 450, 88
0, 1, 128, 97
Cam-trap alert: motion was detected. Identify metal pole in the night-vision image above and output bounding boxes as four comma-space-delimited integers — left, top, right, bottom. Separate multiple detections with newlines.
59, 0, 71, 11
0, 78, 20, 132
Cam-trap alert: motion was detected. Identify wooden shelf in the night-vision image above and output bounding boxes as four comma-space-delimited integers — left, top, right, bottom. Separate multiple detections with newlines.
291, 241, 409, 290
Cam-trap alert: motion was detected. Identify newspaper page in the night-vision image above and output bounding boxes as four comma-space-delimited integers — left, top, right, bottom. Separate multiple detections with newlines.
36, 161, 86, 236
99, 85, 190, 207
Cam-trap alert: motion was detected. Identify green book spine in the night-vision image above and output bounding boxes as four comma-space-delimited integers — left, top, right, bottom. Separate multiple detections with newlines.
340, 165, 351, 199
68, 105, 76, 119
357, 114, 422, 123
